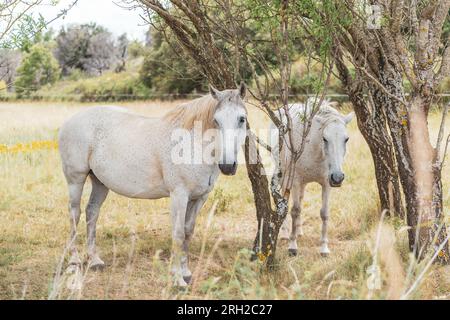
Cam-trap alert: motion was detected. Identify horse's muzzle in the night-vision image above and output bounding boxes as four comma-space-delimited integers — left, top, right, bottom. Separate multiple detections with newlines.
329, 172, 345, 187
219, 162, 237, 175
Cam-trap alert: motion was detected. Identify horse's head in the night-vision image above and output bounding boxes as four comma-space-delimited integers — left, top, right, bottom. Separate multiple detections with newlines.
209, 83, 247, 176
319, 111, 354, 187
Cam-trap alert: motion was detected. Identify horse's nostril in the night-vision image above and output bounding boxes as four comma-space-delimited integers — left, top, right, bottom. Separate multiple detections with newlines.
219, 163, 238, 176
331, 173, 345, 184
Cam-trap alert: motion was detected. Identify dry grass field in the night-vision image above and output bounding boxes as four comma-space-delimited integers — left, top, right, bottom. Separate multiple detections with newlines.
0, 100, 449, 300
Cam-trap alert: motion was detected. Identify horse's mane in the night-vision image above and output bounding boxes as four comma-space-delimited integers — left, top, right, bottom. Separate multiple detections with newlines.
286, 98, 343, 123
162, 95, 218, 130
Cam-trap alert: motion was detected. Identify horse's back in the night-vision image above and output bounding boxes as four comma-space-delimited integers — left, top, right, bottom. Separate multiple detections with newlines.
58, 106, 172, 198
59, 106, 127, 138
59, 106, 129, 165
59, 106, 155, 147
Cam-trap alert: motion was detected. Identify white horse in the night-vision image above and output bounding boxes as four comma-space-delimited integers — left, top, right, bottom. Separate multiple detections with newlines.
58, 84, 247, 287
271, 98, 354, 256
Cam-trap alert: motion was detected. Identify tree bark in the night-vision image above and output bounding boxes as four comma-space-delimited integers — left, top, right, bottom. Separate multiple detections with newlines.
244, 131, 285, 267
350, 88, 405, 218
432, 161, 449, 263
375, 66, 418, 249
373, 66, 449, 260
334, 52, 404, 217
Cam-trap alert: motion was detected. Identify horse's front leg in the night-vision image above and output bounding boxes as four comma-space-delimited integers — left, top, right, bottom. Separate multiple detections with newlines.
182, 194, 208, 284
288, 183, 305, 256
320, 185, 331, 257
170, 188, 189, 287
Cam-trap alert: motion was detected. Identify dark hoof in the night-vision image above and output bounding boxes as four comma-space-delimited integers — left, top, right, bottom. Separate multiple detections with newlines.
320, 252, 330, 258
288, 249, 298, 257
89, 263, 105, 271
183, 275, 192, 284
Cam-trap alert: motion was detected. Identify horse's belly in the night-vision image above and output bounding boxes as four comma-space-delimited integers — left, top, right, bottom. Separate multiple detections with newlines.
109, 180, 169, 199
93, 168, 169, 199
90, 152, 169, 199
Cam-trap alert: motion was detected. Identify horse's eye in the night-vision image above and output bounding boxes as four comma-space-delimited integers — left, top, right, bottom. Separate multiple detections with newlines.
214, 118, 219, 126
345, 137, 349, 143
323, 138, 328, 143
239, 116, 246, 124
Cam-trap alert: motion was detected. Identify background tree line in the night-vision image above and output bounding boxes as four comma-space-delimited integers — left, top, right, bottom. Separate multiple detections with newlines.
1, 17, 348, 99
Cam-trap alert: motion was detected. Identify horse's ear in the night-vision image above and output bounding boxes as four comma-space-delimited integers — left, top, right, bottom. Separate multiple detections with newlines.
344, 112, 355, 125
328, 101, 339, 108
209, 85, 221, 100
239, 82, 246, 99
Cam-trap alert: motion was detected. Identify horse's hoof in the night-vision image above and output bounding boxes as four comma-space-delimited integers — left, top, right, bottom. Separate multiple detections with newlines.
68, 255, 82, 267
89, 262, 105, 271
183, 275, 192, 284
88, 257, 105, 271
173, 278, 189, 288
288, 249, 298, 257
320, 251, 330, 258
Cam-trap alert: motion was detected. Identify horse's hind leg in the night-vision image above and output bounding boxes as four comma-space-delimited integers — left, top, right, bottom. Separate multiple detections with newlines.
66, 174, 88, 267
86, 173, 109, 270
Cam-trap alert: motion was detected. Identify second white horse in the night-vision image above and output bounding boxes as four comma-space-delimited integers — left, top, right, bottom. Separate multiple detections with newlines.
271, 98, 354, 256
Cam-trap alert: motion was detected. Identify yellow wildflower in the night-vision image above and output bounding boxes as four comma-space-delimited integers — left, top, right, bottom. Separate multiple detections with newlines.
0, 140, 59, 154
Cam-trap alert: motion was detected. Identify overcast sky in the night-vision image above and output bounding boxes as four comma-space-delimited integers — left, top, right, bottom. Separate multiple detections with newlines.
36, 0, 149, 41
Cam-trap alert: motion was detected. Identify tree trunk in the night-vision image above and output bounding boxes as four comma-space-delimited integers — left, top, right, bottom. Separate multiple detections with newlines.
375, 67, 419, 250
334, 53, 404, 217
350, 88, 404, 218
245, 127, 287, 267
432, 161, 449, 263
408, 94, 449, 263
374, 66, 449, 260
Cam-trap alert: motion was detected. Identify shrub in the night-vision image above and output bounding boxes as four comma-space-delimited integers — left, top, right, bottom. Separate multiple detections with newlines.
54, 23, 120, 76
0, 80, 7, 93
35, 69, 152, 101
15, 44, 60, 96
256, 59, 343, 97
128, 40, 146, 59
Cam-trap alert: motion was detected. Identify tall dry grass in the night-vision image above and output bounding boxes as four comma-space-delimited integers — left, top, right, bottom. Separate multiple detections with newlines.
0, 101, 449, 299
